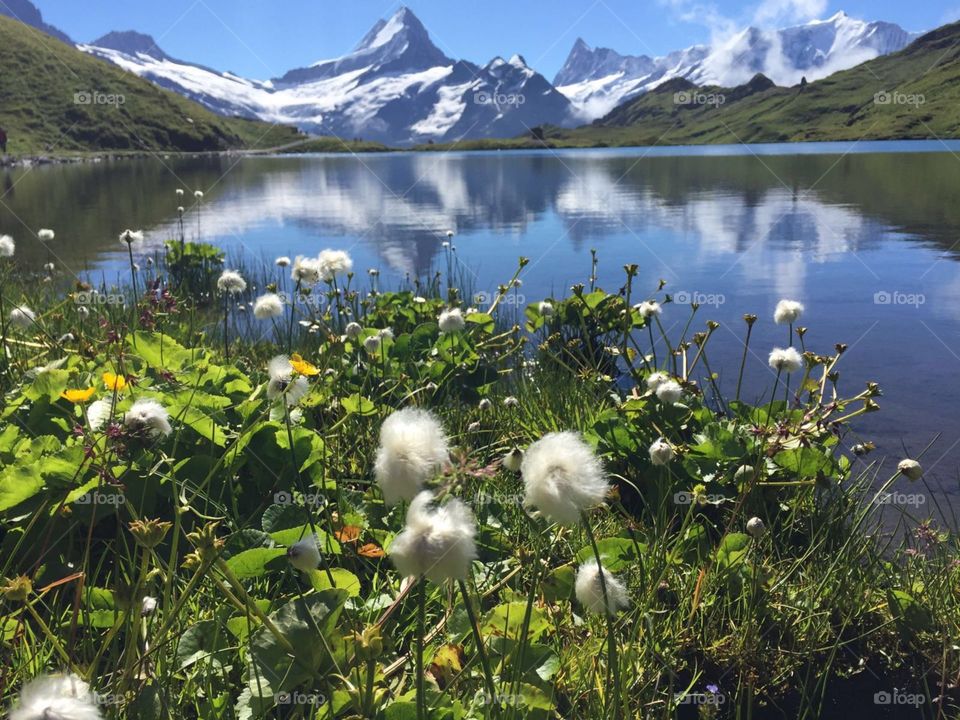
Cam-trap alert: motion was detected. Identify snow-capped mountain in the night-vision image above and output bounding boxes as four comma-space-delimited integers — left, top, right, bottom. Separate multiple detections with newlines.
81, 7, 576, 145
556, 12, 918, 119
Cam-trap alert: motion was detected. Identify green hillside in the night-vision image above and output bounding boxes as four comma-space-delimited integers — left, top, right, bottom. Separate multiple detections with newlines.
0, 15, 303, 155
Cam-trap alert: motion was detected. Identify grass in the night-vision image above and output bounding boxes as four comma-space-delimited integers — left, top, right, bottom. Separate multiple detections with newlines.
0, 229, 958, 719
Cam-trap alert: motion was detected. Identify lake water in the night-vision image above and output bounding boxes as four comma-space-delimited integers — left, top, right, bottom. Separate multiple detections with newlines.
2, 141, 959, 513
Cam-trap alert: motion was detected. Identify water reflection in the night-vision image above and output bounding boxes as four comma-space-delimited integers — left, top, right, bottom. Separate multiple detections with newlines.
2, 146, 960, 499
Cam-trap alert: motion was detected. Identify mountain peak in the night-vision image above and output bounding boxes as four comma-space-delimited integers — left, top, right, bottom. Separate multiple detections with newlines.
0, 0, 71, 43
92, 30, 169, 61
354, 5, 430, 53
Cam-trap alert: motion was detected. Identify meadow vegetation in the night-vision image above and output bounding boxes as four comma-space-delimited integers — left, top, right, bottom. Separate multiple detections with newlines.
0, 221, 958, 719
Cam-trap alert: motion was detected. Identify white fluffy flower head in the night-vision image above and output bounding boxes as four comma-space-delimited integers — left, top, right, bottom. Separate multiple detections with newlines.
374, 408, 449, 505
217, 270, 247, 295
345, 322, 362, 339
390, 491, 476, 583
575, 560, 629, 615
649, 438, 674, 466
646, 372, 669, 392
538, 301, 554, 317
9, 673, 102, 720
266, 355, 308, 406
253, 293, 284, 319
287, 535, 321, 572
317, 249, 353, 281
86, 400, 112, 431
746, 516, 767, 538
438, 307, 466, 333
768, 347, 803, 373
123, 399, 173, 438
635, 300, 661, 318
291, 256, 321, 285
898, 458, 923, 481
119, 229, 143, 246
521, 431, 608, 524
37, 228, 55, 242
774, 299, 804, 325
9, 306, 36, 329
0, 234, 14, 257
275, 256, 291, 267
655, 379, 683, 404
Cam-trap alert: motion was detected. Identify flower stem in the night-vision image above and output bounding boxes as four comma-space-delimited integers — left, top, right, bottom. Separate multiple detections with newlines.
416, 576, 426, 720
458, 579, 498, 715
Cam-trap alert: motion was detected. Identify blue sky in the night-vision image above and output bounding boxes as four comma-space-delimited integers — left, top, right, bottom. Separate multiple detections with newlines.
36, 0, 959, 80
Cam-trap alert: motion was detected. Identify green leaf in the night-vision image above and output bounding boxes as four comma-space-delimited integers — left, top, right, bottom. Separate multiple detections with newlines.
225, 548, 286, 579
309, 568, 361, 597
129, 331, 194, 371
340, 394, 377, 416
0, 463, 44, 512
482, 601, 551, 642
574, 537, 641, 572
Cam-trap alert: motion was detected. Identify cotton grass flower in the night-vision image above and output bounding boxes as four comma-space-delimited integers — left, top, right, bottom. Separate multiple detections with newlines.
655, 379, 683, 404
649, 438, 674, 466
774, 299, 804, 325
521, 431, 608, 524
503, 447, 523, 472
253, 293, 284, 319
194, 190, 204, 199
141, 596, 158, 616
768, 347, 803, 373
345, 321, 362, 340
503, 396, 519, 408
9, 306, 35, 329
217, 270, 246, 295
119, 229, 143, 246
287, 535, 321, 572
317, 249, 353, 281
8, 673, 102, 720
538, 301, 554, 317
897, 458, 923, 481
291, 255, 321, 285
389, 491, 476, 582
746, 517, 767, 538
363, 335, 382, 354
646, 371, 669, 392
124, 399, 173, 438
86, 400, 112, 431
37, 229, 55, 241
275, 256, 291, 267
438, 307, 466, 333
374, 408, 449, 505
634, 300, 662, 318
0, 234, 14, 257
266, 355, 309, 406
575, 560, 629, 615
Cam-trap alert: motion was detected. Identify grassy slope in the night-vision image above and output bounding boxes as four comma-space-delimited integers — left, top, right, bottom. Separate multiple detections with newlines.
423, 21, 960, 151
0, 15, 305, 154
